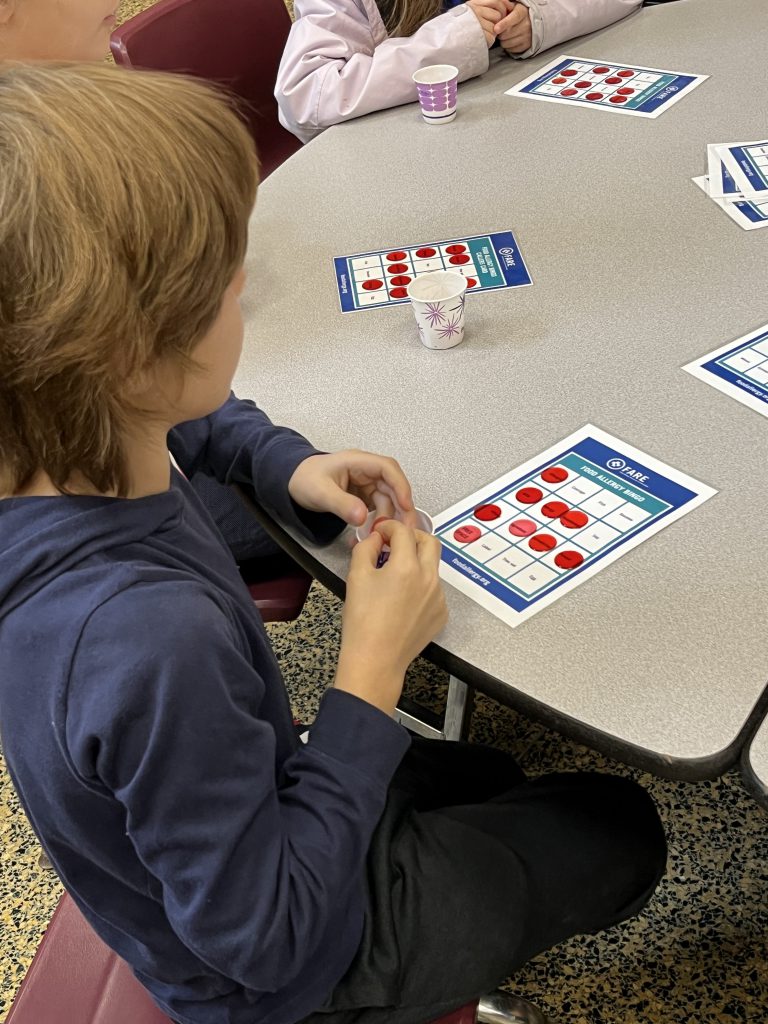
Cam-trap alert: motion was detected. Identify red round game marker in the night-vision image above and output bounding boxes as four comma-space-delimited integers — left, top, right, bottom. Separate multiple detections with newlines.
561, 88, 578, 96
362, 279, 384, 290
445, 244, 467, 254
372, 516, 393, 530
609, 96, 628, 104
466, 278, 478, 288
528, 533, 557, 552
574, 81, 591, 89
516, 486, 543, 504
416, 247, 437, 258
386, 251, 407, 261
617, 69, 634, 78
552, 77, 567, 84
605, 76, 621, 84
617, 87, 634, 95
389, 287, 408, 298
561, 69, 577, 76
508, 519, 537, 538
387, 263, 408, 274
541, 500, 569, 519
474, 504, 501, 521
586, 93, 604, 101
449, 254, 471, 265
541, 466, 568, 484
555, 550, 584, 570
454, 524, 482, 544
390, 275, 412, 286
560, 509, 589, 529
593, 66, 610, 74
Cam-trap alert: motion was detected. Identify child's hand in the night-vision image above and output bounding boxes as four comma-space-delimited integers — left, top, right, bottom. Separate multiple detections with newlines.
495, 2, 533, 54
288, 450, 417, 528
335, 520, 448, 716
467, 0, 512, 47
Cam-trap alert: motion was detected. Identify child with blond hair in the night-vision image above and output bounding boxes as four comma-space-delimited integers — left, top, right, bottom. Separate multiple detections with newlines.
0, 62, 665, 1024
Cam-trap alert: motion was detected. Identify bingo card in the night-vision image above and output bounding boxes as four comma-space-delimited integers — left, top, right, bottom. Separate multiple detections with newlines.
684, 323, 768, 417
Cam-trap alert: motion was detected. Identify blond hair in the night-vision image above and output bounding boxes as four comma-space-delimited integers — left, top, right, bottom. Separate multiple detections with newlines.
380, 0, 443, 37
0, 62, 258, 497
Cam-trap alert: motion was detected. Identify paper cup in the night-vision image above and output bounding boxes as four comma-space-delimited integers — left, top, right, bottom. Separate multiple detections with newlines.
355, 508, 434, 567
412, 64, 459, 125
406, 271, 467, 350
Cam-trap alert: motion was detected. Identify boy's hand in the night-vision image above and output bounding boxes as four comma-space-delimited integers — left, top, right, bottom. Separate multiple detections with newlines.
335, 521, 448, 716
495, 2, 533, 54
288, 450, 418, 527
467, 0, 511, 47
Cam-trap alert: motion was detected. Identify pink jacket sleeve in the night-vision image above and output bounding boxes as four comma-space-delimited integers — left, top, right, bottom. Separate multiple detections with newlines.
512, 0, 642, 60
275, 0, 490, 143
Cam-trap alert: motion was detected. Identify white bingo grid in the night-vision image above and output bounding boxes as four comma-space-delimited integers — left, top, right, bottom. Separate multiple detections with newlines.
716, 334, 768, 388
531, 61, 665, 108
349, 242, 483, 307
437, 459, 669, 600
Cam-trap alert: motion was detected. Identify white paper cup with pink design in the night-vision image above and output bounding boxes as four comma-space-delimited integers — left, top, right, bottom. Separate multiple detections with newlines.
406, 271, 467, 350
412, 64, 459, 125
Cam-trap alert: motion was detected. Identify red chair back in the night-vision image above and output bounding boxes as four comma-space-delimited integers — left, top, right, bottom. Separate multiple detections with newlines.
8, 892, 479, 1024
110, 0, 302, 179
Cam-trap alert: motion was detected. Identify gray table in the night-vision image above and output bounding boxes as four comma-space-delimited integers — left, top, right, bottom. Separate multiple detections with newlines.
742, 720, 768, 810
236, 0, 768, 779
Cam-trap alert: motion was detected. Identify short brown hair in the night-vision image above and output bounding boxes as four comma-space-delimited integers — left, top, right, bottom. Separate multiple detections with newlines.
0, 62, 258, 496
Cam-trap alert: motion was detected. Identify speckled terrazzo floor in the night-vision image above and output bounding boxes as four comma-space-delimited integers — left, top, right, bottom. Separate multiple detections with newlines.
2, 0, 768, 1020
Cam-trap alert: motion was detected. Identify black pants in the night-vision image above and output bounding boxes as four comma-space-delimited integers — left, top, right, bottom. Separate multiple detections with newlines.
301, 738, 667, 1024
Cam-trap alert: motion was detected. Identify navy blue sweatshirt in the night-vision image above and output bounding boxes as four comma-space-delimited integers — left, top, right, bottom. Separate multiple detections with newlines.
0, 395, 411, 1024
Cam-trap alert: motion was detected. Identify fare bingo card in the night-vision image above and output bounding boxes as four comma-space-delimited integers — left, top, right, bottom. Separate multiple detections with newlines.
433, 426, 716, 628
333, 231, 532, 313
505, 55, 707, 118
684, 323, 768, 417
714, 141, 768, 201
692, 176, 768, 231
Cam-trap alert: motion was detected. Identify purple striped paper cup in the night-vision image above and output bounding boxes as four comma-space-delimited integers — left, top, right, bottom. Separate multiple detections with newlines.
412, 64, 459, 125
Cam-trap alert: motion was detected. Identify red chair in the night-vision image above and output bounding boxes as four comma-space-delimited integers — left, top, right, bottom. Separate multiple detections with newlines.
240, 555, 312, 623
110, 0, 302, 180
6, 893, 481, 1024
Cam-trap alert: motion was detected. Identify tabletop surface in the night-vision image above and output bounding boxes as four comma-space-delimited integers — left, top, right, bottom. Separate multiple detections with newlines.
236, 0, 768, 776
745, 719, 768, 804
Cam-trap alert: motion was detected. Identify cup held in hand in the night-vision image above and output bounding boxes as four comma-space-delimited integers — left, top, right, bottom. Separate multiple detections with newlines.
412, 64, 459, 125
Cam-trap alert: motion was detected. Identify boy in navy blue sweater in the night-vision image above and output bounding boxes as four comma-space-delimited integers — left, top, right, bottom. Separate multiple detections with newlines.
0, 63, 666, 1024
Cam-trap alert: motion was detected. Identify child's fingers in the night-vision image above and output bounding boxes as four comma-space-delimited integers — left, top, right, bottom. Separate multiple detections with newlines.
415, 530, 443, 571
494, 4, 528, 31
351, 531, 385, 570
374, 519, 418, 561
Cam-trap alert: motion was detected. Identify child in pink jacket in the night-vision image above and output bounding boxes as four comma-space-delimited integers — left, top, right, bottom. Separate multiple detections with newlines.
276, 0, 642, 142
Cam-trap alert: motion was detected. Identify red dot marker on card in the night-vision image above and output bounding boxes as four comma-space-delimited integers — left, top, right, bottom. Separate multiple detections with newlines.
542, 466, 568, 484
362, 279, 384, 290
561, 88, 578, 97
454, 524, 482, 544
515, 487, 543, 504
445, 244, 467, 255
390, 275, 411, 286
555, 550, 584, 570
574, 81, 591, 89
542, 500, 569, 519
617, 87, 634, 95
387, 263, 408, 274
609, 96, 628, 104
389, 287, 408, 298
508, 519, 537, 538
529, 533, 557, 552
474, 504, 501, 521
562, 69, 577, 76
618, 69, 634, 78
552, 77, 567, 85
586, 93, 604, 101
605, 76, 622, 85
593, 66, 611, 74
449, 254, 471, 265
386, 251, 407, 261
416, 247, 436, 258
466, 278, 478, 288
560, 509, 589, 529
